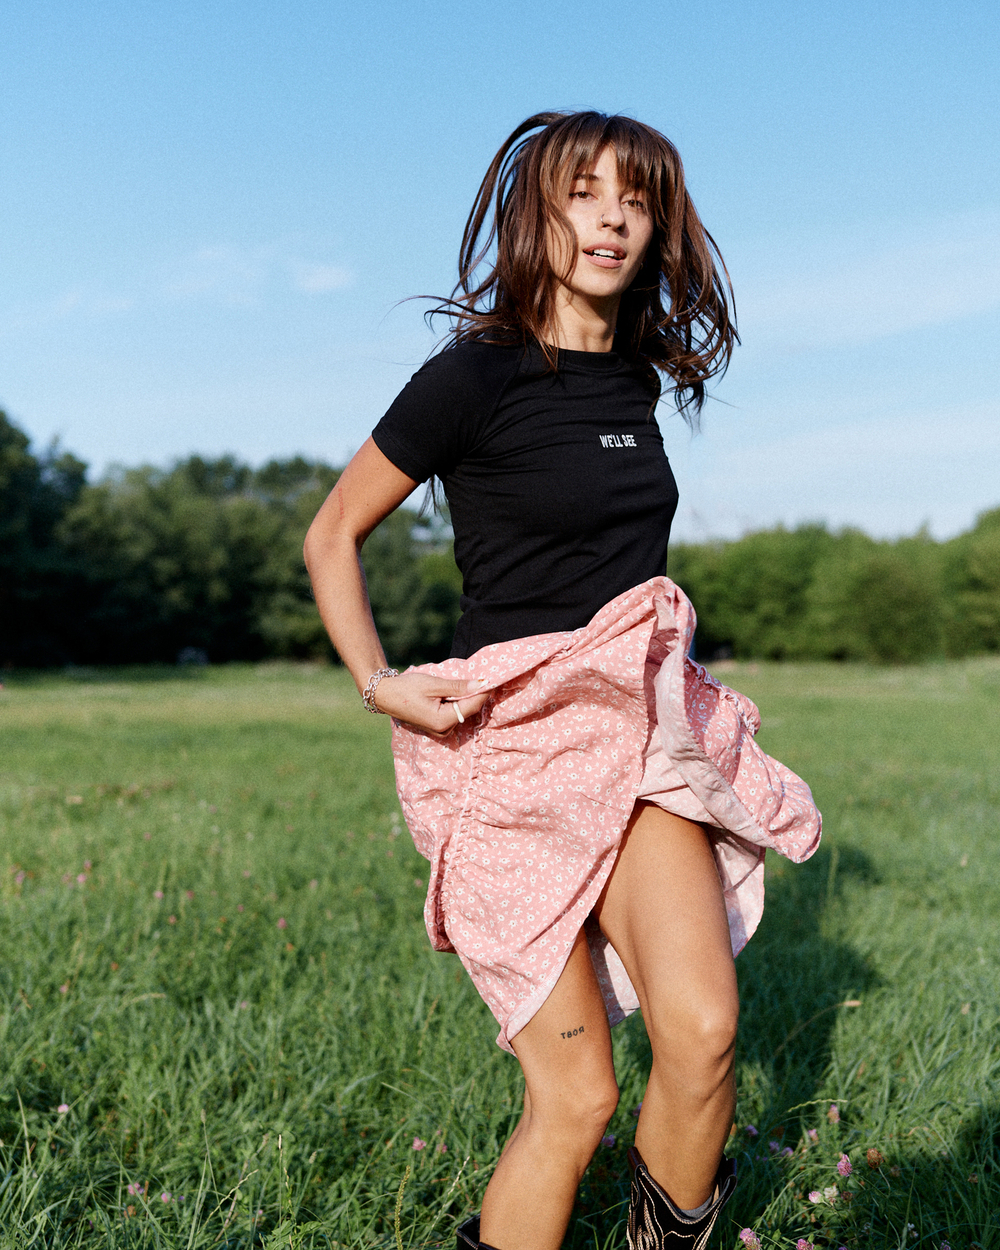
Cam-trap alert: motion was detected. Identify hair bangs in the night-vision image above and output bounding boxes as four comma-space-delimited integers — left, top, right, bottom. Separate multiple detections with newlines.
601, 116, 669, 206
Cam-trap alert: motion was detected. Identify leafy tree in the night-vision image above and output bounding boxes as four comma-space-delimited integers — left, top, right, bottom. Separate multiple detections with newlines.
942, 508, 1000, 655
0, 412, 87, 665
803, 536, 944, 663
671, 525, 836, 660
57, 455, 341, 663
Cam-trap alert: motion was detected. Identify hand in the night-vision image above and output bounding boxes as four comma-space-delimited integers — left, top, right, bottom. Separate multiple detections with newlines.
373, 671, 491, 735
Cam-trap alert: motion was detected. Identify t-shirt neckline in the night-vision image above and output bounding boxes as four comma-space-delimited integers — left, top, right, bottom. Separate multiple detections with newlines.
537, 343, 626, 373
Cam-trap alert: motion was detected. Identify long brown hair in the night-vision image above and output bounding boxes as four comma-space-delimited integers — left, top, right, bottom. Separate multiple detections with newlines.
431, 111, 738, 420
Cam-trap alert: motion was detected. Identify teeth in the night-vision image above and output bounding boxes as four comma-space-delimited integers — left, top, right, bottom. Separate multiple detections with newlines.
592, 249, 618, 258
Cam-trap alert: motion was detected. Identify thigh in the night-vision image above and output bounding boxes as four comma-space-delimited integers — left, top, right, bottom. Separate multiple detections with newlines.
509, 930, 618, 1117
593, 803, 738, 1036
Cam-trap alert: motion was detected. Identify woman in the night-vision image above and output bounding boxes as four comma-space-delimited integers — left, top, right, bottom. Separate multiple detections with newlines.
305, 111, 820, 1250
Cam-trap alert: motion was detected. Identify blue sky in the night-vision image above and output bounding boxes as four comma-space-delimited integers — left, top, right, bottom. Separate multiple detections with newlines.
2, 0, 997, 539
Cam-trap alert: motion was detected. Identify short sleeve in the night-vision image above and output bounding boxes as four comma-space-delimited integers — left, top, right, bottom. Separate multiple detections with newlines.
372, 342, 519, 483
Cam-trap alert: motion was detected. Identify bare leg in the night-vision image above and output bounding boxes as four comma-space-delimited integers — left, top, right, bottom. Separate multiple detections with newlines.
478, 932, 618, 1250
594, 803, 738, 1210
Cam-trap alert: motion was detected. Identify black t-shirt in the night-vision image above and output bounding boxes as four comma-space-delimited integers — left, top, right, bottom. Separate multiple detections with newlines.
372, 339, 679, 658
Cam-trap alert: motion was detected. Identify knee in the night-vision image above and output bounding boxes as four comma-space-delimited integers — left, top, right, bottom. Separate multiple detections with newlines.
534, 1073, 619, 1145
580, 1076, 620, 1130
650, 1000, 739, 1071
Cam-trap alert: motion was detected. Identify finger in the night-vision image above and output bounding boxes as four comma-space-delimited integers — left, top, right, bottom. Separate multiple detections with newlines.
437, 677, 490, 699
448, 691, 491, 717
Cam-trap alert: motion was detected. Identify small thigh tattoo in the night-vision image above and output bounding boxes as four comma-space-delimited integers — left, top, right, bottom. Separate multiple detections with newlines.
560, 1025, 585, 1039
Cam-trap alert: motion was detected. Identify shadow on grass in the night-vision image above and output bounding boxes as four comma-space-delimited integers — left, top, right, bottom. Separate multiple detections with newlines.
564, 841, 879, 1250
727, 841, 879, 1231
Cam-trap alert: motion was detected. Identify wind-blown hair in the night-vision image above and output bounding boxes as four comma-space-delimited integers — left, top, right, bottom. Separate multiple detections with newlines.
430, 111, 738, 420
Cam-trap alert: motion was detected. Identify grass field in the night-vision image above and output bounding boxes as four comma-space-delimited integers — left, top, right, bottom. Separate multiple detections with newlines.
1, 658, 999, 1248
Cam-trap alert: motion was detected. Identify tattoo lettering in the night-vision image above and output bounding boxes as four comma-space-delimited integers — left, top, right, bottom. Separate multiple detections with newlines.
560, 1025, 585, 1039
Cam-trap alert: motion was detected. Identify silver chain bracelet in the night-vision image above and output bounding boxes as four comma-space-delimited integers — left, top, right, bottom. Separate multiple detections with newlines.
362, 667, 399, 714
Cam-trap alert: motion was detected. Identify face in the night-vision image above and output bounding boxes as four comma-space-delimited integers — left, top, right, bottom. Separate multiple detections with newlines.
546, 145, 655, 312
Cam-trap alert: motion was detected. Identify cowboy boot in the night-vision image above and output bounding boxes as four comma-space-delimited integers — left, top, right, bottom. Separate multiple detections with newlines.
456, 1214, 502, 1250
626, 1147, 737, 1250
457, 1214, 480, 1250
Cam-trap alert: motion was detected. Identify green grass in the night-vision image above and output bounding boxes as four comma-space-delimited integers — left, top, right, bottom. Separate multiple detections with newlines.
1, 658, 998, 1248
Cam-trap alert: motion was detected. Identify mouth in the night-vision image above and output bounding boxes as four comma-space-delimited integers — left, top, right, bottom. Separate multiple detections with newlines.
583, 246, 626, 268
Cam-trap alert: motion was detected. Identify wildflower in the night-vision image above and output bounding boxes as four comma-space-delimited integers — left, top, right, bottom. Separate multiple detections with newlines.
59, 983, 69, 994
160, 1192, 171, 1203
941, 1242, 952, 1250
57, 1104, 69, 1114
837, 1153, 852, 1177
15, 870, 25, 886
277, 917, 288, 929
412, 1137, 426, 1150
807, 1128, 818, 1142
76, 873, 87, 884
154, 890, 164, 899
808, 1191, 822, 1203
437, 1142, 447, 1153
186, 889, 195, 900
797, 1240, 813, 1250
631, 1102, 643, 1117
889, 1165, 901, 1177
781, 1147, 793, 1157
745, 1124, 758, 1137
84, 860, 92, 870
738, 1230, 760, 1250
240, 1000, 249, 1010
127, 1182, 142, 1196
768, 1140, 780, 1153
414, 877, 424, 888
827, 1103, 840, 1123
601, 1134, 616, 1148
243, 869, 251, 877
823, 1185, 838, 1203
866, 1148, 884, 1169
168, 915, 177, 924
237, 904, 244, 911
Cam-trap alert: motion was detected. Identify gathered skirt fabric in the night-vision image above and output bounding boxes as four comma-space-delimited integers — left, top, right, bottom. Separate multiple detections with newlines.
391, 576, 821, 1053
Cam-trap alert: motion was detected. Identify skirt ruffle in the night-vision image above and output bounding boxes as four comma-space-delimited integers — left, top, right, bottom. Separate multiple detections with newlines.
391, 576, 821, 1053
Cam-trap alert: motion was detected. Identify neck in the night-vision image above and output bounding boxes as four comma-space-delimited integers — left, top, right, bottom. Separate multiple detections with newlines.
549, 290, 620, 353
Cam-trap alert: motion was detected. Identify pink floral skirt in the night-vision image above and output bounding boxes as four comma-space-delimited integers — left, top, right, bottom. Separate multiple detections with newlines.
391, 577, 821, 1053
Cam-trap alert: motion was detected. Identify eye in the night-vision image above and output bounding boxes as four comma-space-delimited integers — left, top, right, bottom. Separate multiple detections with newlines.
624, 196, 647, 212
569, 189, 591, 200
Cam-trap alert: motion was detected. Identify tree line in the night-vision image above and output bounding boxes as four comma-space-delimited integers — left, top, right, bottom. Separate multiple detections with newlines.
2, 409, 998, 668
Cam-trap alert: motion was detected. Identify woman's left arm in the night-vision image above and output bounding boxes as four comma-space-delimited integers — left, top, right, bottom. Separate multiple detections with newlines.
303, 437, 489, 732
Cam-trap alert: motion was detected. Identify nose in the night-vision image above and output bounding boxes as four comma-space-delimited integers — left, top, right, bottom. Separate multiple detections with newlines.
599, 199, 626, 230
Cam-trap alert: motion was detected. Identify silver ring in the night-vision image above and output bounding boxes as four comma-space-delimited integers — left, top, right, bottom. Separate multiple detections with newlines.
454, 703, 465, 724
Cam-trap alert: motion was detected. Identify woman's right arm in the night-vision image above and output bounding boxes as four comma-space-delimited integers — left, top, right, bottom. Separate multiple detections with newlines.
303, 437, 489, 734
